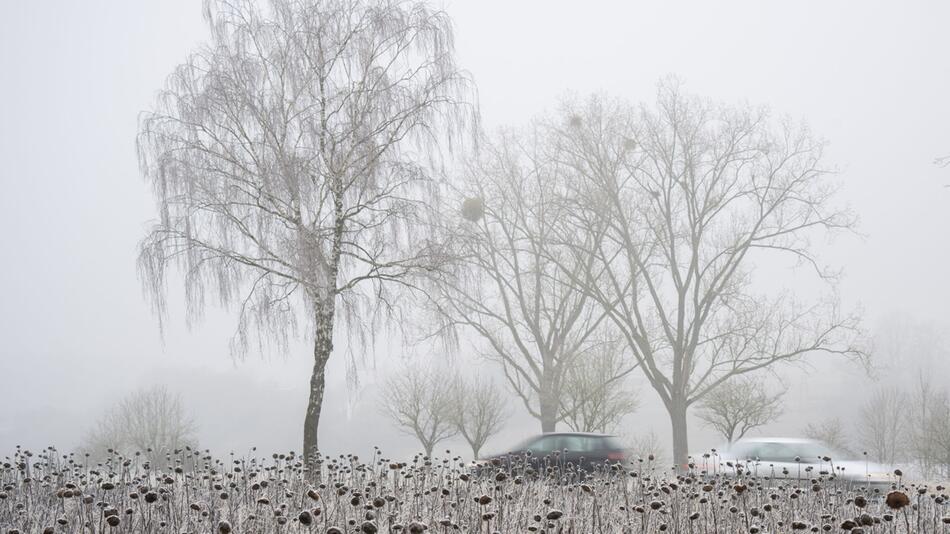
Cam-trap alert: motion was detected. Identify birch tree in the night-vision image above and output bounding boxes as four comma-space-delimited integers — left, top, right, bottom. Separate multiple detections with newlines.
136, 0, 474, 460
552, 85, 865, 466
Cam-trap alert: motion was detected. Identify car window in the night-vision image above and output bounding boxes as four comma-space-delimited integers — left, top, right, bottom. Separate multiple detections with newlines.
553, 435, 615, 452
735, 442, 837, 462
554, 435, 588, 452
523, 435, 621, 453
526, 436, 559, 453
753, 442, 799, 462
731, 442, 769, 460
734, 443, 760, 459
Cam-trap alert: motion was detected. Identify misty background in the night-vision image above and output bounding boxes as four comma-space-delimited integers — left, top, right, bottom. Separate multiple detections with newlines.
1, 0, 948, 461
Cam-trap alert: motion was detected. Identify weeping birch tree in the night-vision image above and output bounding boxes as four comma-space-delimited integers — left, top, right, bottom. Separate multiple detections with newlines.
552, 84, 865, 466
136, 0, 475, 460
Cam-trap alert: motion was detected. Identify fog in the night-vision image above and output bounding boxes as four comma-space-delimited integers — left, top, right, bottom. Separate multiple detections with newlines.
1, 0, 948, 469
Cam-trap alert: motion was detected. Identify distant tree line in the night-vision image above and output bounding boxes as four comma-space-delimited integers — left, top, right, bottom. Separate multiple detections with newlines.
801, 320, 950, 479
803, 378, 950, 479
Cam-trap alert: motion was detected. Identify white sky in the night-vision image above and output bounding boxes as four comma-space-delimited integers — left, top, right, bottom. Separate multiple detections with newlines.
0, 0, 948, 459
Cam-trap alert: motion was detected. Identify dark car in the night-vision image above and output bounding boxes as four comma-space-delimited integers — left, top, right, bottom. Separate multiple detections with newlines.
478, 432, 628, 474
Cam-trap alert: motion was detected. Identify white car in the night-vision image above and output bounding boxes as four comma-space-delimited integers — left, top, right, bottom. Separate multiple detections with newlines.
691, 437, 897, 491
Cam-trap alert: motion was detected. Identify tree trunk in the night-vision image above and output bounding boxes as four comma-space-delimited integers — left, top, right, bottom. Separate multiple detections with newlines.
539, 383, 559, 433
303, 301, 335, 463
669, 398, 690, 469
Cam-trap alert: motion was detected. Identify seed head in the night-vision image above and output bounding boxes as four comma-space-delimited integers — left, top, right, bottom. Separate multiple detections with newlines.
885, 491, 910, 510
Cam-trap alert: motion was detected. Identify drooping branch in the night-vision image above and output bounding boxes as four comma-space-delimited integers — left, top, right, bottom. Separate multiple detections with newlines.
138, 0, 476, 358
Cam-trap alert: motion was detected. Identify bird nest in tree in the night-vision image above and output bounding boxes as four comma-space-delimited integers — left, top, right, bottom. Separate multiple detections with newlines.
461, 197, 485, 222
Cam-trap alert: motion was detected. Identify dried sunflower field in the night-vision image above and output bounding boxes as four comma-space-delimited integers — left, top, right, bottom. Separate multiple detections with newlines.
1, 447, 948, 534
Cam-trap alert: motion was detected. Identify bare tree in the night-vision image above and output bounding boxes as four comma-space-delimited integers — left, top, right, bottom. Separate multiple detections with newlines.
81, 386, 197, 467
550, 84, 864, 466
873, 315, 949, 383
136, 0, 475, 460
696, 376, 784, 445
428, 129, 627, 432
803, 417, 855, 457
919, 392, 950, 479
910, 375, 950, 478
559, 340, 639, 434
624, 430, 667, 465
380, 363, 457, 457
448, 375, 509, 459
855, 386, 908, 465
871, 320, 949, 474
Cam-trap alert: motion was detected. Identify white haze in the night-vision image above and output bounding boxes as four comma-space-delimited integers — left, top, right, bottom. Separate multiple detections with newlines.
0, 0, 948, 461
